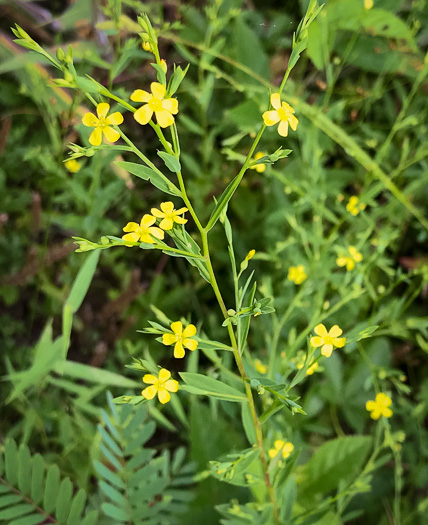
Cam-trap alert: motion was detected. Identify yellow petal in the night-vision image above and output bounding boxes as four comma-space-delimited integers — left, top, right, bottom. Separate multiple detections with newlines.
182, 324, 197, 338
151, 82, 166, 99
370, 409, 381, 420
82, 112, 98, 127
97, 103, 110, 119
314, 324, 328, 337
106, 112, 124, 125
160, 201, 174, 214
122, 232, 140, 243
366, 400, 376, 411
262, 110, 280, 126
336, 257, 347, 267
277, 120, 289, 137
162, 333, 177, 346
103, 126, 120, 143
134, 104, 153, 125
346, 259, 355, 271
173, 216, 187, 225
155, 109, 174, 128
159, 218, 174, 230
289, 114, 299, 131
329, 325, 343, 338
270, 93, 281, 110
142, 385, 157, 400
130, 89, 151, 103
88, 128, 102, 146
174, 341, 185, 358
274, 440, 284, 449
310, 336, 323, 348
268, 449, 278, 459
151, 207, 165, 218
333, 337, 346, 348
143, 374, 157, 384
165, 379, 179, 393
141, 214, 156, 227
140, 233, 155, 244
158, 388, 171, 404
382, 407, 392, 418
183, 338, 198, 351
123, 222, 139, 232
321, 344, 333, 357
148, 226, 165, 240
175, 207, 188, 215
171, 321, 183, 336
162, 98, 178, 114
158, 368, 171, 382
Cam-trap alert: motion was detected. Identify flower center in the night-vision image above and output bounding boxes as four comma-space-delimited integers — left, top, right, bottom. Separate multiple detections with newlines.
277, 103, 293, 121
324, 335, 334, 345
97, 117, 108, 129
148, 97, 163, 111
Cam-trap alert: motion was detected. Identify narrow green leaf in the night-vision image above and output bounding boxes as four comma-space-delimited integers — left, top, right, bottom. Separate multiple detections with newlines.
66, 489, 86, 525
30, 454, 44, 505
99, 481, 128, 508
0, 494, 23, 508
179, 372, 246, 402
65, 250, 100, 313
10, 514, 45, 525
206, 172, 241, 232
100, 409, 121, 442
0, 504, 33, 520
101, 502, 129, 522
99, 443, 122, 472
17, 445, 31, 496
5, 439, 18, 485
94, 461, 125, 489
124, 421, 156, 455
55, 360, 139, 388
80, 510, 99, 525
56, 478, 73, 523
97, 425, 123, 457
116, 160, 181, 195
43, 464, 60, 514
157, 151, 181, 173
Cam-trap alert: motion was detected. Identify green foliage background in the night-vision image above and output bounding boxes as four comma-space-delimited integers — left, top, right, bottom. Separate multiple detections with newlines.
1, 0, 428, 523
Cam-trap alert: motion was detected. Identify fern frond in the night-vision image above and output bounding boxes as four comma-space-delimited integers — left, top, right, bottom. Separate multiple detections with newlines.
0, 439, 98, 525
96, 393, 194, 524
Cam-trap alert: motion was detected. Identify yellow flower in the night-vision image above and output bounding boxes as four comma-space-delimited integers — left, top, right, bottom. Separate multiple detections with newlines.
366, 393, 393, 420
254, 359, 267, 374
250, 152, 267, 173
142, 41, 152, 52
245, 249, 256, 261
64, 159, 81, 173
131, 82, 178, 128
162, 321, 198, 358
310, 324, 346, 358
336, 246, 363, 271
262, 94, 298, 137
268, 440, 294, 460
364, 0, 374, 9
346, 196, 366, 216
141, 368, 178, 404
160, 59, 167, 73
122, 214, 164, 244
288, 265, 307, 285
293, 351, 319, 376
82, 103, 123, 146
151, 202, 188, 230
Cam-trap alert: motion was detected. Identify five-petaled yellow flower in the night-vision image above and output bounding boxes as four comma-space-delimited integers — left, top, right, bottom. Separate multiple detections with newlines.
336, 246, 363, 271
346, 196, 366, 216
250, 152, 267, 173
288, 265, 307, 285
268, 440, 294, 460
141, 368, 178, 404
162, 321, 198, 358
64, 159, 82, 173
310, 324, 346, 357
262, 94, 298, 137
151, 202, 188, 230
131, 82, 178, 128
122, 214, 164, 244
82, 103, 123, 146
366, 393, 393, 420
